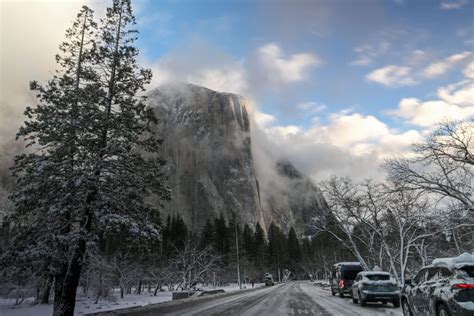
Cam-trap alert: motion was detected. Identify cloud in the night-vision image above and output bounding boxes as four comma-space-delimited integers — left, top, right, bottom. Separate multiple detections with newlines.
366, 65, 416, 86
148, 40, 321, 112
351, 41, 391, 66
148, 38, 248, 96
254, 111, 277, 128
367, 51, 473, 86
296, 102, 327, 113
389, 80, 474, 126
256, 43, 321, 83
422, 51, 472, 78
463, 61, 474, 78
437, 80, 474, 106
440, 0, 469, 10
253, 110, 422, 181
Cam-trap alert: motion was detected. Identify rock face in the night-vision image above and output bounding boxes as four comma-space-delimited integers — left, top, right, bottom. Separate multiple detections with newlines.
148, 83, 327, 234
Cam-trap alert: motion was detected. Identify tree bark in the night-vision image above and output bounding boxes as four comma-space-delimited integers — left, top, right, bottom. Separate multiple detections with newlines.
38, 275, 53, 304
52, 242, 85, 316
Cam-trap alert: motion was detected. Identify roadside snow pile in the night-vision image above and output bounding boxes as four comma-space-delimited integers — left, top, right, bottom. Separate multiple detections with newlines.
432, 252, 474, 269
334, 262, 360, 266
313, 280, 330, 287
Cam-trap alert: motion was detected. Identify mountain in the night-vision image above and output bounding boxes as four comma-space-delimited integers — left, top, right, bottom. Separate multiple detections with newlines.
148, 83, 328, 235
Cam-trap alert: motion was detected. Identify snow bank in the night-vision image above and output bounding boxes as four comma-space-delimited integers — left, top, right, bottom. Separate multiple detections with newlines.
334, 262, 361, 266
358, 271, 391, 276
432, 252, 474, 269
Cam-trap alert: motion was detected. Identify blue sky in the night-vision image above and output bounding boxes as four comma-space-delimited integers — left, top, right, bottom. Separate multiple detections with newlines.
132, 0, 473, 129
1, 0, 473, 180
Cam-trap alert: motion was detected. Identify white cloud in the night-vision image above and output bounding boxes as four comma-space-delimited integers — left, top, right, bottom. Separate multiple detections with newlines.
463, 61, 474, 78
257, 43, 320, 83
437, 80, 474, 106
440, 0, 469, 10
367, 51, 473, 87
0, 0, 107, 147
422, 51, 471, 78
254, 111, 276, 128
366, 65, 416, 86
320, 113, 390, 147
388, 67, 474, 127
296, 102, 327, 113
254, 111, 423, 181
351, 41, 391, 66
387, 63, 474, 126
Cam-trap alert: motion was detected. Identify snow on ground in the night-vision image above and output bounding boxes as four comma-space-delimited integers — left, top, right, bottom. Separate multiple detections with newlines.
0, 292, 172, 316
0, 283, 263, 316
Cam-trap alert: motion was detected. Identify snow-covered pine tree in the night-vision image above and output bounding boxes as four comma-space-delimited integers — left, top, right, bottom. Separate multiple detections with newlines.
3, 5, 98, 309
4, 1, 168, 315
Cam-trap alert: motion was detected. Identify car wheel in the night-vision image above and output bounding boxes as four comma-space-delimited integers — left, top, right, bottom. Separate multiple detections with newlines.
438, 304, 451, 316
392, 298, 400, 308
381, 300, 387, 305
402, 299, 412, 316
339, 290, 344, 298
359, 292, 366, 307
331, 289, 335, 296
351, 290, 358, 303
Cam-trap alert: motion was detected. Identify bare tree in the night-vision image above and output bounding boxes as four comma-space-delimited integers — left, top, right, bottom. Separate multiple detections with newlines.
171, 241, 221, 291
385, 120, 473, 212
314, 177, 381, 270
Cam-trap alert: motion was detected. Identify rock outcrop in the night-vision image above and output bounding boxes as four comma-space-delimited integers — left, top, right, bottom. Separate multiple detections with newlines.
148, 83, 327, 234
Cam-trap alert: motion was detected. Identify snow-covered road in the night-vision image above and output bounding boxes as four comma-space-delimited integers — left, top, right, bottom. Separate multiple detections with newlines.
123, 281, 402, 316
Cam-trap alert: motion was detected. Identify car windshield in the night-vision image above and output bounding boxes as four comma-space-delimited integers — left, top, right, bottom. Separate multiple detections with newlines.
364, 274, 390, 281
342, 268, 363, 280
458, 266, 474, 278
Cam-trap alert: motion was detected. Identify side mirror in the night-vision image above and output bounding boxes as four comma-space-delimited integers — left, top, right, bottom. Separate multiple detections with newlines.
405, 279, 412, 286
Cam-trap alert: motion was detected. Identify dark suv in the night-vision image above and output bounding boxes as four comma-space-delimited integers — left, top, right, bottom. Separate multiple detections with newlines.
331, 262, 364, 297
401, 254, 474, 316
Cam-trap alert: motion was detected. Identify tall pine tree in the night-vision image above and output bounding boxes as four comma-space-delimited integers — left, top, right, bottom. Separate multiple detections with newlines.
4, 1, 168, 315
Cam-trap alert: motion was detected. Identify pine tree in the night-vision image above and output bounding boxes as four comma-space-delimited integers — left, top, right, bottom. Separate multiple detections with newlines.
213, 213, 230, 258
4, 5, 98, 311
199, 219, 214, 250
241, 224, 254, 258
253, 223, 267, 272
267, 222, 287, 281
287, 227, 302, 272
4, 1, 168, 315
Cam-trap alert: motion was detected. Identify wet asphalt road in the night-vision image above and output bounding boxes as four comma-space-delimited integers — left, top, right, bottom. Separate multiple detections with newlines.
121, 281, 401, 316
123, 282, 333, 316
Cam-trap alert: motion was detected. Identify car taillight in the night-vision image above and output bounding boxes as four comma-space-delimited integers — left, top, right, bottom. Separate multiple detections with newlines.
452, 283, 474, 289
339, 279, 345, 288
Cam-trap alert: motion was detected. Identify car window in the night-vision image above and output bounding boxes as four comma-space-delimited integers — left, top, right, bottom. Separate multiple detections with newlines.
457, 266, 474, 278
413, 269, 427, 284
365, 274, 390, 281
342, 267, 364, 280
438, 267, 452, 279
426, 268, 439, 282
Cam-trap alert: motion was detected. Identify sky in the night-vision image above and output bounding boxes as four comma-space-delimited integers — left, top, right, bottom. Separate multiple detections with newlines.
1, 0, 473, 181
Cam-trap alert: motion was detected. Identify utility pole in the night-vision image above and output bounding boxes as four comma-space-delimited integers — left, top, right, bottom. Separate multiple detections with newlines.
234, 215, 242, 289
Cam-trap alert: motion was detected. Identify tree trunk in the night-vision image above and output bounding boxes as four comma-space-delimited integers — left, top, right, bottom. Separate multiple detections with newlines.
38, 275, 53, 304
137, 280, 142, 294
52, 243, 85, 316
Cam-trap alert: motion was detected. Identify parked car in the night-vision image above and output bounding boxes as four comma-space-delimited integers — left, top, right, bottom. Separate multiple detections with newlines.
330, 262, 364, 297
264, 272, 274, 286
351, 271, 400, 308
401, 252, 474, 316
